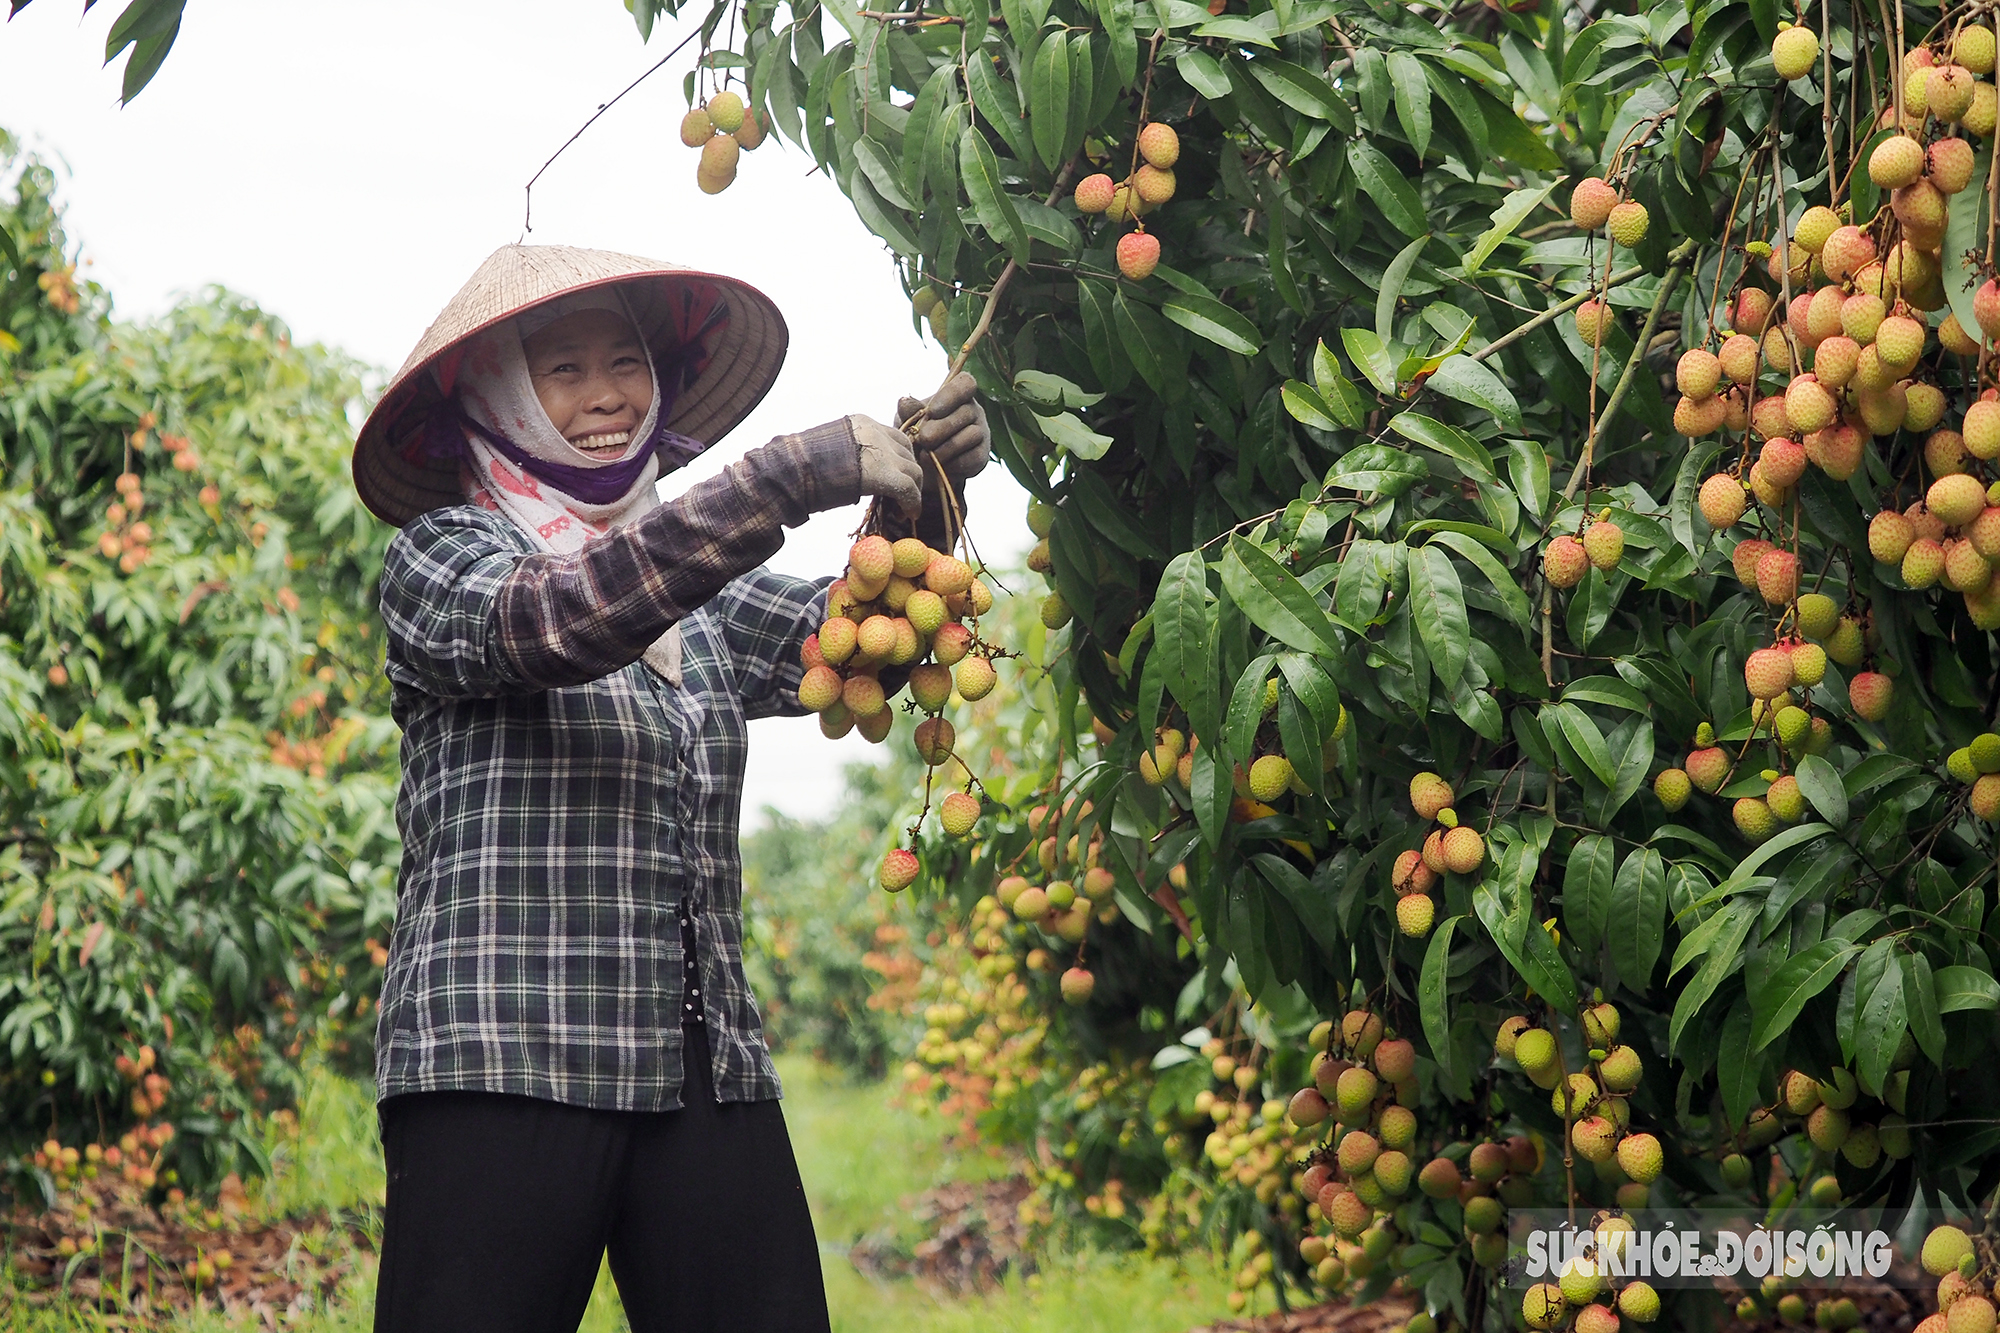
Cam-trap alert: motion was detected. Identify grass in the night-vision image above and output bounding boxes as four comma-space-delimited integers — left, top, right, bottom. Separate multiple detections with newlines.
4, 1057, 1236, 1332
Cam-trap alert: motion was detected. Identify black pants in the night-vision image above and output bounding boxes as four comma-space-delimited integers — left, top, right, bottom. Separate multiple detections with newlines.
372, 1023, 831, 1333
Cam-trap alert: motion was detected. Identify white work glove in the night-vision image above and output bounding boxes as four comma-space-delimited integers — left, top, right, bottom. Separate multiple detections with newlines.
849, 414, 924, 519
897, 372, 991, 489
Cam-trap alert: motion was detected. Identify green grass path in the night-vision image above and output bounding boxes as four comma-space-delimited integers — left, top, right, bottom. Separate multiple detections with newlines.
5, 1057, 1234, 1332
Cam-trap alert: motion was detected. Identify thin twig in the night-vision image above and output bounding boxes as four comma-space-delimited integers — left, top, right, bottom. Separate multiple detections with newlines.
1560, 240, 1701, 503
522, 27, 704, 235
1470, 266, 1648, 363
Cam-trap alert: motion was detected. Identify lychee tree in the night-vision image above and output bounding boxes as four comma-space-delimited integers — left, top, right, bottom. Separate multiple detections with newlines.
0, 141, 399, 1200
618, 0, 2000, 1319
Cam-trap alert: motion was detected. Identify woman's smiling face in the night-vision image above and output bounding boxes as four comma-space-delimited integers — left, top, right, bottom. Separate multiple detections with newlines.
522, 308, 655, 461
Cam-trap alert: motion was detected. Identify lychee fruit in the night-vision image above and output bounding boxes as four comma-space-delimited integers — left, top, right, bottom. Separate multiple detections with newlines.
1571, 177, 1619, 229
955, 655, 997, 701
1248, 754, 1293, 801
1756, 547, 1799, 605
1966, 400, 2000, 458
1948, 539, 1994, 593
1441, 826, 1485, 874
1060, 966, 1095, 1004
1392, 848, 1438, 895
1804, 423, 1865, 479
1772, 24, 1820, 79
1871, 134, 1927, 189
705, 91, 746, 132
1699, 473, 1747, 527
1410, 771, 1455, 819
1930, 136, 1978, 193
1544, 535, 1589, 588
1137, 121, 1180, 168
1116, 231, 1161, 280
1767, 774, 1806, 822
1788, 641, 1828, 687
1942, 312, 1983, 356
880, 847, 920, 890
1932, 473, 1989, 526
1933, 64, 1978, 121
1654, 767, 1692, 811
1850, 671, 1894, 720
1395, 892, 1435, 938
1608, 200, 1649, 247
1719, 332, 1760, 383
1133, 163, 1176, 205
1905, 538, 1947, 587
1418, 1156, 1462, 1199
940, 790, 981, 837
1570, 1115, 1618, 1161
1074, 173, 1116, 213
1785, 374, 1838, 434
1875, 314, 1927, 372
1575, 299, 1613, 346
1812, 335, 1859, 388
798, 664, 845, 712
1600, 1044, 1643, 1091
1583, 521, 1625, 570
1734, 797, 1777, 841
679, 107, 714, 146
1677, 348, 1723, 397
1733, 286, 1776, 334
1686, 747, 1730, 793
1746, 647, 1795, 699
1674, 392, 1728, 437
1907, 384, 1949, 434
1617, 1131, 1664, 1183
1732, 538, 1774, 586
1821, 226, 1877, 283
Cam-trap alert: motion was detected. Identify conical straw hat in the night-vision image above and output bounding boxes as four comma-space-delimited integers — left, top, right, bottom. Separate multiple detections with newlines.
353, 243, 788, 526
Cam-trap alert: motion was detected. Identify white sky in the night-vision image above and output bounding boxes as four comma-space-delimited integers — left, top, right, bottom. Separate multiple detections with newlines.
0, 0, 1031, 826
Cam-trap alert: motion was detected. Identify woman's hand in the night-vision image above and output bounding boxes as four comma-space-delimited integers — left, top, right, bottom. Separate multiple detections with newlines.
847, 414, 925, 519
897, 372, 990, 489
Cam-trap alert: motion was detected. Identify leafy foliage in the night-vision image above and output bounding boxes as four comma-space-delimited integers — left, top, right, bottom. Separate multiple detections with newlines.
624, 0, 2000, 1319
0, 140, 397, 1196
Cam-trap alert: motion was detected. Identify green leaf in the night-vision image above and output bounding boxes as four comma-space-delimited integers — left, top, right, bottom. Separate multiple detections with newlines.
1424, 355, 1522, 431
1346, 141, 1427, 238
848, 168, 920, 255
1153, 552, 1216, 737
1387, 413, 1496, 483
959, 125, 1033, 264
1607, 847, 1666, 987
1312, 343, 1369, 428
1161, 292, 1263, 354
967, 54, 1031, 161
1904, 952, 1944, 1067
901, 65, 955, 202
1562, 833, 1615, 961
1282, 380, 1340, 431
1544, 702, 1616, 787
1749, 938, 1860, 1051
1420, 915, 1465, 1085
1386, 51, 1432, 160
1854, 942, 1906, 1095
1220, 535, 1345, 657
1192, 15, 1276, 46
1562, 676, 1649, 713
1248, 55, 1348, 120
1715, 998, 1760, 1129
1946, 146, 1993, 341
1464, 181, 1559, 275
1700, 824, 1831, 907
1792, 755, 1848, 827
1406, 544, 1469, 689
1034, 410, 1114, 460
1376, 232, 1431, 345
1029, 35, 1072, 171
1015, 369, 1105, 409
1669, 898, 1755, 1053
1341, 328, 1398, 396
1115, 292, 1180, 393
1936, 964, 2000, 1012
1176, 48, 1232, 99
1428, 532, 1531, 629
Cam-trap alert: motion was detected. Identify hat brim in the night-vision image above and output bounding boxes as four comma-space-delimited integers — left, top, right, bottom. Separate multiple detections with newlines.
353, 246, 788, 528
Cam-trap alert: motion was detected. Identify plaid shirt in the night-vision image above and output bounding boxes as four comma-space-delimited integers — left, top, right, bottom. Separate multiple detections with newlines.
373, 421, 859, 1111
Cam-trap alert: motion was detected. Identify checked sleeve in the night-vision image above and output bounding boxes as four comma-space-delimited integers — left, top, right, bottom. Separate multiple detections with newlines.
380, 419, 861, 699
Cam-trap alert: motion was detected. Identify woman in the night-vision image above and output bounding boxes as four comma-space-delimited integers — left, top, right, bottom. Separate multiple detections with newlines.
350, 244, 989, 1332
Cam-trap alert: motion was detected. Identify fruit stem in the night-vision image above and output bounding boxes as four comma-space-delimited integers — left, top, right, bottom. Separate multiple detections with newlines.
1470, 265, 1648, 365
1561, 239, 1700, 504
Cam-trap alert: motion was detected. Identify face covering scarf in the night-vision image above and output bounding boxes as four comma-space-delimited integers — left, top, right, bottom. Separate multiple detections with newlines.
437, 290, 707, 685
